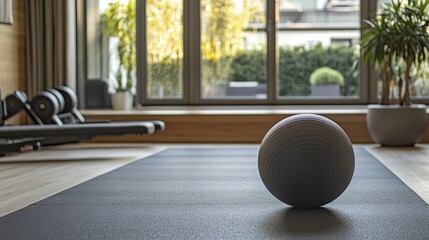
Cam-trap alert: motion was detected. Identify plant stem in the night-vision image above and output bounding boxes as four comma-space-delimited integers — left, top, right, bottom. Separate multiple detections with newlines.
398, 76, 403, 105
380, 57, 391, 105
403, 57, 413, 105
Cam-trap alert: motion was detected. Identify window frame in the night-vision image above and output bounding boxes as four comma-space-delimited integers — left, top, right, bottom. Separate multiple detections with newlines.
79, 0, 429, 107
139, 0, 373, 105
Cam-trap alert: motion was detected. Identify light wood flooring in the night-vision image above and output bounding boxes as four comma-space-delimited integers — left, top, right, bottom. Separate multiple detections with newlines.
0, 143, 428, 217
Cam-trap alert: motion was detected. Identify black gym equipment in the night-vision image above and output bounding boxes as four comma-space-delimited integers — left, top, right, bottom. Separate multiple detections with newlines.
0, 122, 155, 139
0, 87, 165, 156
28, 86, 165, 131
1, 90, 43, 125
30, 87, 87, 125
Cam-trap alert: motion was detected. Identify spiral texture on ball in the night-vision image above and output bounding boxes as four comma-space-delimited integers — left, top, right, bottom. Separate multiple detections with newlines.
258, 114, 355, 208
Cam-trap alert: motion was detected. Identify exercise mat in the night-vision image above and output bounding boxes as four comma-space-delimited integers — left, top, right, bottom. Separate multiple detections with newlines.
1, 147, 428, 239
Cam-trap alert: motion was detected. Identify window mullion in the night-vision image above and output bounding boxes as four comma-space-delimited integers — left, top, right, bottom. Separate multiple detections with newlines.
136, 0, 146, 104
183, 0, 190, 104
187, 0, 201, 104
367, 0, 378, 104
267, 0, 277, 104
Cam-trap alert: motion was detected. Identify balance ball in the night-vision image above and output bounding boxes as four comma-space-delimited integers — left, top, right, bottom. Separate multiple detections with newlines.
258, 114, 355, 208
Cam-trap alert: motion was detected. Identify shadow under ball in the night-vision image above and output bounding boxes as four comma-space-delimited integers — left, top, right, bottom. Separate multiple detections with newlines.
258, 114, 355, 208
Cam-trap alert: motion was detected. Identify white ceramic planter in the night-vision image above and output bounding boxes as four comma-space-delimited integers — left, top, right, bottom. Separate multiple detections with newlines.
111, 91, 133, 110
367, 104, 427, 146
311, 84, 341, 96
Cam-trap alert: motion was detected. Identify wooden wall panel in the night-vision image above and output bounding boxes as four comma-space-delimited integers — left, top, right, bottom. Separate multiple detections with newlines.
0, 0, 26, 124
0, 0, 26, 94
83, 112, 429, 144
84, 113, 377, 144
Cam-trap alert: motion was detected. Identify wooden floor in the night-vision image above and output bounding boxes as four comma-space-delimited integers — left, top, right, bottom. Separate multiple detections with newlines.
0, 143, 429, 217
0, 144, 167, 217
366, 145, 429, 205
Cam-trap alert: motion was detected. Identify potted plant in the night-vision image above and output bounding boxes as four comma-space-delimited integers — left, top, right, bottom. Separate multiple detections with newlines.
361, 0, 429, 146
111, 66, 134, 110
100, 0, 136, 110
309, 67, 344, 96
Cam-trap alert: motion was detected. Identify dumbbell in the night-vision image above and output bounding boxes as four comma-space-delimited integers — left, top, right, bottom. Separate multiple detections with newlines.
54, 86, 85, 124
30, 90, 64, 125
1, 90, 43, 125
30, 87, 86, 125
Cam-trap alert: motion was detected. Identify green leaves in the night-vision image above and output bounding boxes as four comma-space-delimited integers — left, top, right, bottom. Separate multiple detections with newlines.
310, 67, 345, 86
100, 0, 136, 92
201, 0, 264, 84
277, 44, 357, 96
361, 0, 429, 105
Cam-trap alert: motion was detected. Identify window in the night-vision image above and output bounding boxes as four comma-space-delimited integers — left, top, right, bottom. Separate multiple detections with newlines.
277, 0, 360, 100
146, 0, 184, 99
85, 0, 137, 94
81, 0, 428, 106
200, 0, 267, 100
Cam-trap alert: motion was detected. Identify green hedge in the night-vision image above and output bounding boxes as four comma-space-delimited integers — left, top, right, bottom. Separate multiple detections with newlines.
230, 50, 266, 83
148, 43, 359, 97
149, 58, 182, 97
230, 43, 359, 96
281, 44, 359, 96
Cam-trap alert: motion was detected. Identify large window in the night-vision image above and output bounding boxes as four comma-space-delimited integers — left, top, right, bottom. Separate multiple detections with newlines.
82, 0, 428, 106
201, 0, 267, 99
146, 0, 183, 99
86, 0, 137, 93
277, 0, 360, 99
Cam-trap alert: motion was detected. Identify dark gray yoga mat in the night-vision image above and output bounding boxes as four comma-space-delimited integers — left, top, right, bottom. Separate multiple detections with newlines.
1, 147, 429, 239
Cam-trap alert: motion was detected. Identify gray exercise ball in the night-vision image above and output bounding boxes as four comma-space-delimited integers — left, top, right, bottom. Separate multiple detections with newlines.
258, 114, 355, 208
